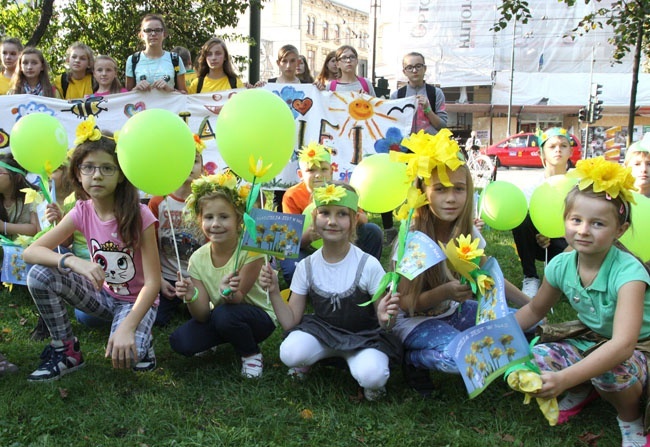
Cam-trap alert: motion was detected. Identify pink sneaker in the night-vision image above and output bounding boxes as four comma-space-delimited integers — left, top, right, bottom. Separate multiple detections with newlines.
557, 389, 599, 424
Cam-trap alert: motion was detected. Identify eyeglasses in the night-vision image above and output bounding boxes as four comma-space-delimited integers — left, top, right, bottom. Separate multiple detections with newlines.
337, 55, 357, 62
79, 164, 118, 176
404, 63, 426, 72
142, 28, 164, 35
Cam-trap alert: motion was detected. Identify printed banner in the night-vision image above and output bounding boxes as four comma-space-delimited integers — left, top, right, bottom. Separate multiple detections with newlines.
0, 87, 415, 189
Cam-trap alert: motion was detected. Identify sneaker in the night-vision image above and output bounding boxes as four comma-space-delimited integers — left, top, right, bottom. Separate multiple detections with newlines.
383, 227, 398, 246
133, 342, 156, 372
29, 316, 50, 342
288, 365, 311, 380
522, 276, 540, 298
241, 353, 263, 378
363, 386, 386, 401
0, 352, 18, 375
28, 339, 84, 382
557, 389, 599, 425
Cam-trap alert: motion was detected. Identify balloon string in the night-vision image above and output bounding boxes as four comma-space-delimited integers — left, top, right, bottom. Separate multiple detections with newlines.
166, 200, 183, 276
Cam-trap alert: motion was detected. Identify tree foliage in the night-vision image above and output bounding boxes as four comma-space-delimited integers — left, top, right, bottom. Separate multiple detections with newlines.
0, 0, 254, 77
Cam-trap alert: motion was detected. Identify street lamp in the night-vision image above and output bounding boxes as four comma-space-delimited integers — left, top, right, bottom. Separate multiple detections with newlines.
370, 0, 380, 85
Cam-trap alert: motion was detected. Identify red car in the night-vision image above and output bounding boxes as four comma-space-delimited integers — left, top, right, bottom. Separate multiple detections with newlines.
485, 132, 582, 168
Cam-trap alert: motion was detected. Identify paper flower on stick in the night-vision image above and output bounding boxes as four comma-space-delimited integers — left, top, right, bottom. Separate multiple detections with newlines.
390, 129, 464, 186
567, 156, 636, 204
21, 188, 44, 205
440, 234, 491, 297
73, 115, 102, 146
193, 134, 206, 154
394, 186, 429, 221
249, 155, 272, 179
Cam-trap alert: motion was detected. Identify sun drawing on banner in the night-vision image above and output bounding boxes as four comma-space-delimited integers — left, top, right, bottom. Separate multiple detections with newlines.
329, 92, 397, 140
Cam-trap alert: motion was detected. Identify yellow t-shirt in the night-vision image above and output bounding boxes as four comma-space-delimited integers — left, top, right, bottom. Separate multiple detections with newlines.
184, 70, 197, 89
54, 73, 94, 99
0, 74, 11, 95
187, 75, 243, 94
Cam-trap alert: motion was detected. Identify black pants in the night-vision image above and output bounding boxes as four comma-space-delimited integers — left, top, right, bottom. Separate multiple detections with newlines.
511, 213, 567, 278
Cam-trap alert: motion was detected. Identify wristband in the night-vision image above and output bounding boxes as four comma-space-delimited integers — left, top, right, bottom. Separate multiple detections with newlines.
183, 287, 199, 304
424, 105, 432, 114
57, 252, 74, 274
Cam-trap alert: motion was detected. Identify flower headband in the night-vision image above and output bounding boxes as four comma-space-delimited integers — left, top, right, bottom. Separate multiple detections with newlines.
567, 156, 637, 205
313, 184, 358, 212
74, 115, 102, 146
185, 171, 251, 220
391, 129, 464, 186
535, 127, 570, 149
298, 142, 332, 169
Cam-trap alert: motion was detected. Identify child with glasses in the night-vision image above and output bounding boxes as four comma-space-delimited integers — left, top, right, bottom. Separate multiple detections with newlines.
327, 45, 374, 95
125, 13, 186, 93
23, 118, 161, 381
390, 52, 448, 135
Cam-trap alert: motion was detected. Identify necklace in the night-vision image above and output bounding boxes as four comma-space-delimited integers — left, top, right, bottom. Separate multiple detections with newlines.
573, 258, 598, 303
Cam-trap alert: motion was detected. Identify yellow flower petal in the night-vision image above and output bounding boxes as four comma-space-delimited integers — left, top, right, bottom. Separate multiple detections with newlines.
248, 155, 272, 178
21, 188, 43, 205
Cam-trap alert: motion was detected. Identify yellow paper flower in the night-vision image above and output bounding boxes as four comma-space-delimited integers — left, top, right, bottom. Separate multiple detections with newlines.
455, 234, 484, 261
298, 142, 331, 168
2, 282, 13, 292
74, 116, 102, 146
313, 184, 346, 204
13, 235, 34, 248
238, 183, 251, 200
21, 188, 43, 205
391, 129, 464, 186
440, 237, 480, 284
248, 155, 272, 179
476, 273, 495, 297
394, 186, 429, 221
507, 369, 559, 426
568, 156, 636, 204
186, 171, 250, 220
193, 134, 206, 154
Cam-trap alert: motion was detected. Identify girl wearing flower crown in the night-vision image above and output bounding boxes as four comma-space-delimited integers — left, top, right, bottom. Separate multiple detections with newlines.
171, 171, 277, 379
514, 157, 650, 446
23, 117, 161, 381
259, 182, 401, 400
391, 130, 530, 394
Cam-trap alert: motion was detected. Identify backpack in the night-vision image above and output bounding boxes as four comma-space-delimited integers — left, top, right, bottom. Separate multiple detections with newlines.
131, 51, 180, 89
61, 72, 70, 98
397, 83, 439, 114
329, 76, 370, 93
196, 74, 237, 93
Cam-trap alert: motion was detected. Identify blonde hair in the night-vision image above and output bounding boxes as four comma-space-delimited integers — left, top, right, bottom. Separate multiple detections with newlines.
66, 42, 95, 75
93, 55, 124, 94
400, 165, 475, 315
311, 182, 358, 243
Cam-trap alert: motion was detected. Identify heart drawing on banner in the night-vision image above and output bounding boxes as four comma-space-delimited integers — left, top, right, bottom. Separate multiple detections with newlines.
292, 98, 313, 115
211, 94, 222, 102
124, 102, 146, 117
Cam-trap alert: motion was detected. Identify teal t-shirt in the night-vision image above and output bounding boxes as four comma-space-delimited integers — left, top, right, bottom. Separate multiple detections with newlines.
546, 247, 650, 341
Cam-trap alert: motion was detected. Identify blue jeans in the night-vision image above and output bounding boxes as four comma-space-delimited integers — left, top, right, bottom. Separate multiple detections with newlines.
169, 303, 275, 357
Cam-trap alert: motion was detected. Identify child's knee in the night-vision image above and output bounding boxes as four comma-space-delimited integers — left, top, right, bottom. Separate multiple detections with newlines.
351, 360, 389, 389
279, 339, 308, 367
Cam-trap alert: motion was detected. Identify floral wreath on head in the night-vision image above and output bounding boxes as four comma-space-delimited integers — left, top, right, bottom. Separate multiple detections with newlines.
535, 127, 570, 149
390, 129, 465, 187
298, 142, 332, 169
567, 156, 637, 206
185, 170, 251, 221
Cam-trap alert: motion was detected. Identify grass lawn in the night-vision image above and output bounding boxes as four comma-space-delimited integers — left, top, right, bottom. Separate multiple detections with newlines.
0, 226, 620, 446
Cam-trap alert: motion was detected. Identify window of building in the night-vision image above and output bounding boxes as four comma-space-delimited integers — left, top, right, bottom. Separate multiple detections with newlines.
322, 21, 329, 41
334, 25, 340, 43
307, 16, 315, 36
307, 49, 315, 73
345, 28, 351, 45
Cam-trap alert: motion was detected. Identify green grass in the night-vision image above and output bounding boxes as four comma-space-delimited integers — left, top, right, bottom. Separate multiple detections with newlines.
0, 227, 620, 446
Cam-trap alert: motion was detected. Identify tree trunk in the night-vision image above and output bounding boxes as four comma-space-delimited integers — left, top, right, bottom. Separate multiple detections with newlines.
26, 0, 55, 47
628, 19, 644, 146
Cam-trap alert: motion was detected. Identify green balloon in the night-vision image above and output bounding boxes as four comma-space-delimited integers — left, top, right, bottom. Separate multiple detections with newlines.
479, 180, 527, 231
116, 109, 195, 196
215, 89, 296, 183
302, 202, 323, 249
10, 113, 68, 174
620, 192, 650, 262
349, 154, 409, 213
529, 175, 578, 238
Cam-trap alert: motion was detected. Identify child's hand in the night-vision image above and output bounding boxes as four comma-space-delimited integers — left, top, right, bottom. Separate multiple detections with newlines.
534, 371, 567, 399
377, 291, 400, 329
220, 272, 241, 301
67, 256, 105, 291
536, 234, 551, 249
151, 79, 173, 92
45, 203, 63, 224
105, 323, 137, 369
254, 80, 267, 88
160, 276, 176, 299
447, 280, 473, 303
474, 217, 485, 232
259, 262, 280, 294
314, 81, 326, 91
174, 272, 193, 300
133, 80, 152, 92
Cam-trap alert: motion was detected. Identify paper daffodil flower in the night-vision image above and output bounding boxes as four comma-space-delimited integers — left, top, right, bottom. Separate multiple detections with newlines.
20, 188, 43, 205
74, 115, 102, 146
568, 156, 636, 204
394, 186, 429, 221
455, 234, 484, 261
313, 184, 346, 204
249, 156, 272, 179
507, 369, 559, 426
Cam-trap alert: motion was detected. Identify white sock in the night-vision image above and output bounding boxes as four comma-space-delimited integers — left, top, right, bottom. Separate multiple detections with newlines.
618, 416, 648, 447
558, 387, 592, 411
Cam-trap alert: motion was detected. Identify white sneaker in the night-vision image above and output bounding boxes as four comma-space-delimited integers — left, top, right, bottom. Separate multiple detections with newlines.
241, 353, 263, 378
363, 386, 386, 401
522, 277, 540, 298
